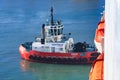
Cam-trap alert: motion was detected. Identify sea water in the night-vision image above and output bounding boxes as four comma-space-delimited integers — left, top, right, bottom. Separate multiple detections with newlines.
0, 0, 104, 80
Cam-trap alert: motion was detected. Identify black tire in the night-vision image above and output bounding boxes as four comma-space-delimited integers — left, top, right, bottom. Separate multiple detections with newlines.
33, 56, 38, 60
76, 58, 81, 64
29, 55, 34, 60
43, 57, 47, 62
81, 58, 88, 63
47, 57, 51, 63
38, 56, 41, 61
91, 53, 100, 57
90, 57, 97, 61
67, 58, 72, 64
52, 58, 57, 63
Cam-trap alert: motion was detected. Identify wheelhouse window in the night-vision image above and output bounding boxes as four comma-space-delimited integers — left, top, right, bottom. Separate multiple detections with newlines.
60, 28, 63, 34
50, 29, 54, 36
59, 48, 63, 51
48, 25, 63, 36
54, 28, 57, 35
58, 29, 60, 35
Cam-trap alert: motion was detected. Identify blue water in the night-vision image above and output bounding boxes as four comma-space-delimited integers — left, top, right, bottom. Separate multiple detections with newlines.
0, 0, 104, 80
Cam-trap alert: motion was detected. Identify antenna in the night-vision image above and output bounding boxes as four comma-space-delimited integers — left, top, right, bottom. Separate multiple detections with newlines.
50, 6, 54, 25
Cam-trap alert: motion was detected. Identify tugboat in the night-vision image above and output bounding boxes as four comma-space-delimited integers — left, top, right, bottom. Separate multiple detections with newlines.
19, 7, 99, 64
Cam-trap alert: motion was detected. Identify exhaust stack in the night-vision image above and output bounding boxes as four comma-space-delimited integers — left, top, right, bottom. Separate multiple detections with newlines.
41, 24, 45, 44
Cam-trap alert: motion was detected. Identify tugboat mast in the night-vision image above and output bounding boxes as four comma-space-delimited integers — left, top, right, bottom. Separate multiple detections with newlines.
50, 7, 54, 25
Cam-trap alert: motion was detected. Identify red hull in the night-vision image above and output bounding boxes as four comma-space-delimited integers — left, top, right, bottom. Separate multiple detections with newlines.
19, 45, 99, 64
